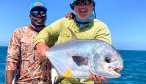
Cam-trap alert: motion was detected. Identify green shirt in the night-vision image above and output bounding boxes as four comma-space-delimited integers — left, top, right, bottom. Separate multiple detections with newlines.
35, 17, 111, 45
34, 17, 112, 84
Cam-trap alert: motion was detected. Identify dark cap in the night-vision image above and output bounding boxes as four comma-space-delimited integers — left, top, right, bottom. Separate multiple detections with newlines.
70, 0, 95, 10
73, 0, 93, 2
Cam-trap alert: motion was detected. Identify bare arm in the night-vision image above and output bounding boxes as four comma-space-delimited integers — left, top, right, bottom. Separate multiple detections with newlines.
6, 70, 15, 84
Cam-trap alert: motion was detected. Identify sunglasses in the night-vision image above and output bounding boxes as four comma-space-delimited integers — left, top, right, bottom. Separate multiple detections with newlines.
31, 10, 46, 17
74, 0, 91, 6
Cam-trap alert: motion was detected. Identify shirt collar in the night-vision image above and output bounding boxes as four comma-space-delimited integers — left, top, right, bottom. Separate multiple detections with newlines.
75, 13, 95, 28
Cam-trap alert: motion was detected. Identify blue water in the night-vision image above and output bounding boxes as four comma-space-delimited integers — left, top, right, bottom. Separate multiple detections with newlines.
0, 46, 7, 84
0, 46, 146, 84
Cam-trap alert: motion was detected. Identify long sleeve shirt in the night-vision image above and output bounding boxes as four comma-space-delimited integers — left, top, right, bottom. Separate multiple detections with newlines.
35, 17, 111, 46
6, 24, 52, 84
34, 17, 112, 84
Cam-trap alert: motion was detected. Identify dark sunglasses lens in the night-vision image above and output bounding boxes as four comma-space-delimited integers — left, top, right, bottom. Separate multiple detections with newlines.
84, 1, 90, 5
31, 11, 39, 17
75, 0, 90, 6
31, 10, 46, 17
40, 11, 46, 16
75, 1, 81, 6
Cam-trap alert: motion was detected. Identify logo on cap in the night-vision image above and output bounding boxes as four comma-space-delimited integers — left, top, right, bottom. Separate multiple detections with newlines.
30, 2, 46, 11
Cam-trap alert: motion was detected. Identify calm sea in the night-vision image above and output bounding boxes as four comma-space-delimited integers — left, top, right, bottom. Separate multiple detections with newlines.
0, 46, 146, 84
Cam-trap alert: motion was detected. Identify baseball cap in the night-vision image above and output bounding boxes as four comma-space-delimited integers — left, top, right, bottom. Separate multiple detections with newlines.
30, 2, 47, 11
70, 0, 94, 10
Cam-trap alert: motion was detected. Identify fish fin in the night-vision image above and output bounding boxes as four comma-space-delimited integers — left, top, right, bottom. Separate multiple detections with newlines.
63, 69, 72, 78
72, 56, 88, 66
67, 27, 78, 40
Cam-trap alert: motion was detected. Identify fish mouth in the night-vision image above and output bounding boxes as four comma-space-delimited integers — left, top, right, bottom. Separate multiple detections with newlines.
108, 65, 123, 78
112, 67, 123, 78
114, 68, 120, 73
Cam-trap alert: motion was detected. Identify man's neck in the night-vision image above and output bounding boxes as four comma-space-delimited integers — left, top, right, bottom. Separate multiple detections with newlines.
31, 24, 46, 32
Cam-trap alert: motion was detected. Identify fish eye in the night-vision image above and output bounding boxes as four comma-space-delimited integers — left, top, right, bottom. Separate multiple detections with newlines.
105, 57, 111, 63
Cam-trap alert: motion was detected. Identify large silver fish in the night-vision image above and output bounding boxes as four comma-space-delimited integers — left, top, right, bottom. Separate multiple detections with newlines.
46, 40, 123, 78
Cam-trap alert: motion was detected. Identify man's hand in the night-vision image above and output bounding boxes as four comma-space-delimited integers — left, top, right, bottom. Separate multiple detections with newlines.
65, 12, 75, 19
88, 73, 108, 83
35, 42, 48, 59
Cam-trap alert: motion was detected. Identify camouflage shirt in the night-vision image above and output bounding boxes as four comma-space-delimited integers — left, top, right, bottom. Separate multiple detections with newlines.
6, 24, 52, 84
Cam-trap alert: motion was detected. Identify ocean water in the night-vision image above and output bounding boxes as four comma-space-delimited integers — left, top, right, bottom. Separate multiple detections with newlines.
0, 46, 146, 84
0, 46, 7, 84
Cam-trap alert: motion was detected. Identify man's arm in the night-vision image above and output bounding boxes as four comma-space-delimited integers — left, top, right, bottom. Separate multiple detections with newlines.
94, 21, 112, 44
34, 18, 65, 46
6, 29, 21, 84
6, 70, 15, 84
34, 18, 64, 57
34, 26, 58, 58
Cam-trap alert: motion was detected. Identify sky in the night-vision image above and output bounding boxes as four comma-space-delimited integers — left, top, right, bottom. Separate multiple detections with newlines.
0, 0, 146, 50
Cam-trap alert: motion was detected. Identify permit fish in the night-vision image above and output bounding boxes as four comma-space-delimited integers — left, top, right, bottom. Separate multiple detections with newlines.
46, 40, 123, 78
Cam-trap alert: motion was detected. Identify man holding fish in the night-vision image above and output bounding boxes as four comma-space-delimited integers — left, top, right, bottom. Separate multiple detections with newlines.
34, 0, 116, 83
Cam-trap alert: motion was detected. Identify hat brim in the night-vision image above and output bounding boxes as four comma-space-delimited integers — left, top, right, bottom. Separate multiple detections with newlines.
30, 6, 47, 12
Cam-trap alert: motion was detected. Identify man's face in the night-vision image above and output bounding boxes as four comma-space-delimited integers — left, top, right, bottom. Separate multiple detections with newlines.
74, 0, 93, 20
30, 8, 47, 26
